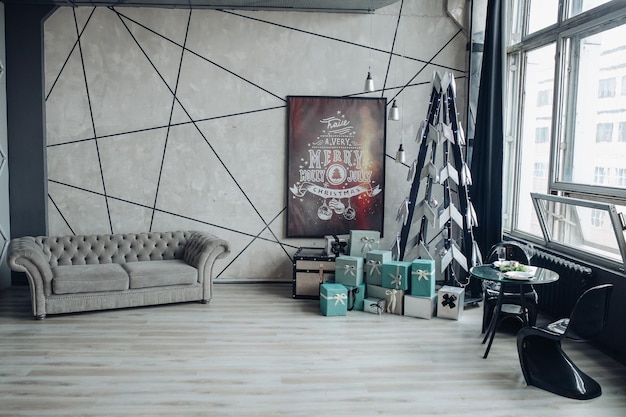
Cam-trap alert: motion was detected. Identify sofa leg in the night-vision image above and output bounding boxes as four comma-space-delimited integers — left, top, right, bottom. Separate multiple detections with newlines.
35, 314, 46, 320
201, 299, 209, 304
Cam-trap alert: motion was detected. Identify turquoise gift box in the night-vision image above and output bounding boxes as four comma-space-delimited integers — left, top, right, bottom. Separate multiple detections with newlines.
365, 250, 392, 286
320, 283, 348, 316
335, 255, 364, 287
381, 261, 411, 291
410, 259, 436, 297
345, 282, 366, 311
349, 230, 380, 257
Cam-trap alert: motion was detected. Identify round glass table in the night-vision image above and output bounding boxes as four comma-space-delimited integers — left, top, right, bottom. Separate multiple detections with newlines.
470, 264, 559, 358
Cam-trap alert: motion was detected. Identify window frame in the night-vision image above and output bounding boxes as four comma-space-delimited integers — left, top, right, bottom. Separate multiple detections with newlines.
504, 0, 626, 270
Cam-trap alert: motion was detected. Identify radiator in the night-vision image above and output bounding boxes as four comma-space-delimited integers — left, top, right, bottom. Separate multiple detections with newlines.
529, 249, 593, 319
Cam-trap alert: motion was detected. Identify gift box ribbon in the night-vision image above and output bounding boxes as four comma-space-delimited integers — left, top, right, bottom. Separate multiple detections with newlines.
369, 299, 385, 315
347, 287, 359, 311
385, 289, 398, 313
343, 264, 356, 276
442, 293, 457, 309
321, 292, 347, 306
361, 236, 378, 253
388, 265, 403, 289
367, 259, 381, 275
412, 269, 432, 281
331, 235, 348, 256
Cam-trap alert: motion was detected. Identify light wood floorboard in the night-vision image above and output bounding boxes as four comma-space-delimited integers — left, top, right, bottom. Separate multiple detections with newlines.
1, 283, 625, 417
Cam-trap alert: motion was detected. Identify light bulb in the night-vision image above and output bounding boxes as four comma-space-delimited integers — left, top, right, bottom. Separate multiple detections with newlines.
364, 72, 375, 92
389, 100, 400, 121
396, 143, 406, 164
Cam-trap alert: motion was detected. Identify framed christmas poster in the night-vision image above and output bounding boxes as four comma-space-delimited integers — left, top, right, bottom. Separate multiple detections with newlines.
286, 96, 386, 238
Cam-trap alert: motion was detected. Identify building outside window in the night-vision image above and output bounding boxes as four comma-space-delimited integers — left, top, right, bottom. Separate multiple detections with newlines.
591, 208, 605, 228
619, 121, 626, 142
503, 0, 626, 269
593, 166, 608, 184
617, 168, 626, 187
535, 126, 549, 143
596, 123, 613, 142
598, 78, 616, 98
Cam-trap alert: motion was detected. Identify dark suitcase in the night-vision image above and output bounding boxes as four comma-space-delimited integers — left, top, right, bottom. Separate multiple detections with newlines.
292, 247, 336, 299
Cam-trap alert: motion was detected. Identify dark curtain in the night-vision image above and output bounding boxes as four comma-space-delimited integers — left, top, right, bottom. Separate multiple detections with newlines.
470, 0, 505, 259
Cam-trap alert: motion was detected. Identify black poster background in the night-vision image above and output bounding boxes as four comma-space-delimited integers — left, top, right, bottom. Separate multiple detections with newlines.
286, 96, 386, 238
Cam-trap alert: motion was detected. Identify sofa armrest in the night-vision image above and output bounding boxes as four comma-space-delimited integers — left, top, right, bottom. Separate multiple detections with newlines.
183, 231, 230, 300
7, 237, 54, 318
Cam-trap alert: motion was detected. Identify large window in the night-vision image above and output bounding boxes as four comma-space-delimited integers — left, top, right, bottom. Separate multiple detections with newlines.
504, 0, 626, 269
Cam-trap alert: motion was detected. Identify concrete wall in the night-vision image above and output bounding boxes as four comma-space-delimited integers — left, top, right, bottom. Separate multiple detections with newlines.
42, 1, 467, 281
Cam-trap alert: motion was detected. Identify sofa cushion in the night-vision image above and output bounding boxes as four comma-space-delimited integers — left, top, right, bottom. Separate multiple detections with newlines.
123, 260, 198, 289
52, 264, 129, 295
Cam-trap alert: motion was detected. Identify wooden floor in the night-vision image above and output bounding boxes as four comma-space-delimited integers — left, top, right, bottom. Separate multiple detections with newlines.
1, 283, 625, 417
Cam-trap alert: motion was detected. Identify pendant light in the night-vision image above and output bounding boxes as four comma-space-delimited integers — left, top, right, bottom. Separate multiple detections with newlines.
389, 100, 400, 120
395, 143, 406, 164
364, 71, 375, 92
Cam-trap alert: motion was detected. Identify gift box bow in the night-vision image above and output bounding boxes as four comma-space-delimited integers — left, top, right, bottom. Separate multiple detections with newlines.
361, 236, 379, 252
412, 269, 432, 281
369, 299, 385, 315
442, 293, 457, 309
331, 235, 348, 256
343, 264, 357, 276
367, 259, 382, 275
385, 289, 399, 313
321, 292, 348, 306
388, 265, 403, 289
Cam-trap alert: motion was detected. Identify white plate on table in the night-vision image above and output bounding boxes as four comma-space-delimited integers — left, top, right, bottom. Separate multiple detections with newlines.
493, 260, 511, 268
504, 270, 535, 280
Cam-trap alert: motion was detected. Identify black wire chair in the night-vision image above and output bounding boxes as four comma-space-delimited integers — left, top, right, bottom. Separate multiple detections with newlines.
516, 283, 613, 399
482, 241, 538, 333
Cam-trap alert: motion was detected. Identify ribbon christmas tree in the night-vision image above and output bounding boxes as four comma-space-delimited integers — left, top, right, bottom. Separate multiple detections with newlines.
395, 71, 482, 300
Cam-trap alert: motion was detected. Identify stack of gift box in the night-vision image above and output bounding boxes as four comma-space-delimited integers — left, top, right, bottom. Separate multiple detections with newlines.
319, 229, 465, 320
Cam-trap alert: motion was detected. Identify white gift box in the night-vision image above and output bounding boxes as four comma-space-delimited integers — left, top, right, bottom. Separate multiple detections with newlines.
404, 294, 437, 319
364, 297, 386, 315
324, 234, 350, 257
436, 286, 465, 320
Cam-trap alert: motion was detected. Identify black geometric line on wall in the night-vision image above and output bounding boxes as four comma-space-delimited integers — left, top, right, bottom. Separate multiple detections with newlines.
223, 9, 465, 74
48, 193, 76, 236
380, 0, 403, 98
45, 7, 96, 101
111, 10, 287, 258
42, 6, 468, 278
46, 105, 286, 148
72, 7, 114, 235
215, 208, 296, 279
148, 8, 192, 232
113, 7, 286, 103
388, 28, 464, 104
48, 179, 295, 250
110, 7, 288, 254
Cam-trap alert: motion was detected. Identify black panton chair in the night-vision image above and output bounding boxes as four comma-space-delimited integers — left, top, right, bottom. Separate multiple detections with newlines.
516, 283, 613, 400
482, 242, 539, 333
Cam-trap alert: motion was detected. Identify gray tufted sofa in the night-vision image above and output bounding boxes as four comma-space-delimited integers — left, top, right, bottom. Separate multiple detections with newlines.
7, 231, 230, 319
